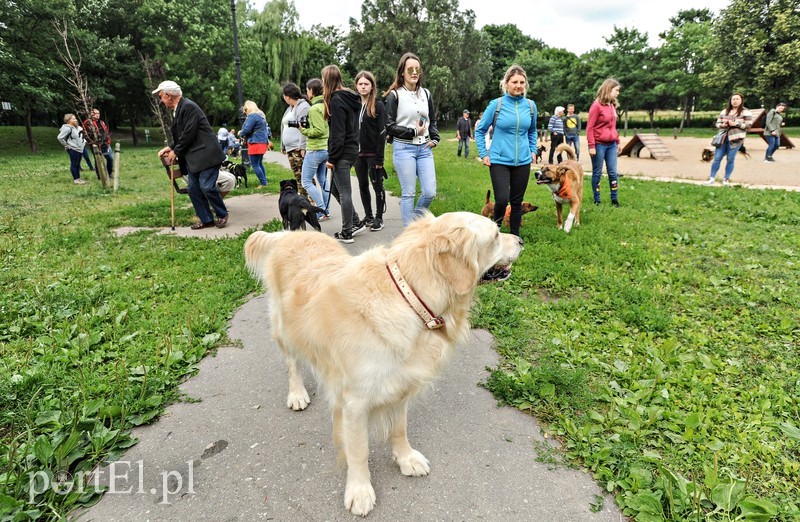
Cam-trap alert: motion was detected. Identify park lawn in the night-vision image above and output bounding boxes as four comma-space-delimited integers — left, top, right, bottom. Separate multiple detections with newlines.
1, 126, 799, 520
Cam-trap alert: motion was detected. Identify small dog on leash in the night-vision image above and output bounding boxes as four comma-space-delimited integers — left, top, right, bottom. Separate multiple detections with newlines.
535, 144, 547, 164
480, 190, 538, 227
279, 179, 326, 231
222, 160, 248, 188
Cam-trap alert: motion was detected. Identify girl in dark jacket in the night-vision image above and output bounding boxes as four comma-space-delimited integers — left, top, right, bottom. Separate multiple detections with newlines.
354, 70, 387, 232
322, 64, 365, 243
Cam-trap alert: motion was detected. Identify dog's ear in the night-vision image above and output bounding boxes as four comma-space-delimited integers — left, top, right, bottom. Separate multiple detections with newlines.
432, 226, 480, 295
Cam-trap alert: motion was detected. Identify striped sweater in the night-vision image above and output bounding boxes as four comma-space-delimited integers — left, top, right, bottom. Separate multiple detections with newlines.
716, 108, 753, 142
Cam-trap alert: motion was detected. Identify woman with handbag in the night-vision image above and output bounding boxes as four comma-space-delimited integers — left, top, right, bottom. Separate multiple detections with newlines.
703, 93, 753, 186
239, 100, 271, 188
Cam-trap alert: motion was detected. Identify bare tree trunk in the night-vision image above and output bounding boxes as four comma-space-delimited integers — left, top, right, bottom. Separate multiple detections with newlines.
139, 52, 172, 145
24, 107, 38, 153
130, 109, 139, 146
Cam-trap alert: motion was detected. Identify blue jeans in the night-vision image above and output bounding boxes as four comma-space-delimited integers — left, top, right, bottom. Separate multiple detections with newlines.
250, 154, 267, 186
187, 165, 228, 224
565, 134, 580, 159
101, 146, 114, 176
301, 149, 329, 213
765, 135, 779, 159
590, 142, 619, 203
709, 139, 743, 181
81, 147, 94, 170
457, 138, 470, 158
67, 149, 82, 180
393, 141, 436, 226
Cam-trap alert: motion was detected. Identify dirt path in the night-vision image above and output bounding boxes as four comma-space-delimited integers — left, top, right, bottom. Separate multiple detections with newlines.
585, 135, 798, 191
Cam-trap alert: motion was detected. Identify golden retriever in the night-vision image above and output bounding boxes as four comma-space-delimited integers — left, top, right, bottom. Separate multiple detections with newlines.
244, 212, 522, 516
534, 143, 584, 233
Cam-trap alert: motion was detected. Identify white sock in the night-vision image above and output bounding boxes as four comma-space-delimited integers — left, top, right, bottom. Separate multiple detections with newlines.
564, 213, 575, 233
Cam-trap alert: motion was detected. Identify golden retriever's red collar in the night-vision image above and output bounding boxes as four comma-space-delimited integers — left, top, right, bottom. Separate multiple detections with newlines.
386, 261, 444, 330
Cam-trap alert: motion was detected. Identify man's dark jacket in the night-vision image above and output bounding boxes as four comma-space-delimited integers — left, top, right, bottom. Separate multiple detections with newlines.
170, 97, 225, 174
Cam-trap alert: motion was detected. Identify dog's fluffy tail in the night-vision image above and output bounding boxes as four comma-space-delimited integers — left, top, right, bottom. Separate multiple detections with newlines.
244, 230, 287, 284
555, 143, 577, 161
485, 189, 491, 205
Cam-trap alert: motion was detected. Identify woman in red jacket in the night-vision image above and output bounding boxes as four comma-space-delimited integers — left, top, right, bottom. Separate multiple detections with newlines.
586, 78, 621, 207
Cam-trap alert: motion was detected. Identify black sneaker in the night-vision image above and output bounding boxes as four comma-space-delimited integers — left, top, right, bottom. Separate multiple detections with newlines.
481, 266, 511, 283
352, 221, 367, 236
362, 217, 374, 228
370, 218, 384, 231
334, 230, 354, 244
612, 200, 620, 207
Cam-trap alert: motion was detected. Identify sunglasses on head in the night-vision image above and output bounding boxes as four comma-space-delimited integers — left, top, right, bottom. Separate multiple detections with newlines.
405, 66, 422, 75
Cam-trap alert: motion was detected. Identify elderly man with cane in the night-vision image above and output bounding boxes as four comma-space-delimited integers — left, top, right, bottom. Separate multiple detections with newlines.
154, 80, 229, 229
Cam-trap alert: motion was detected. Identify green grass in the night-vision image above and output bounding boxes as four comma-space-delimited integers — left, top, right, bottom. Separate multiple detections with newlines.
1, 126, 799, 520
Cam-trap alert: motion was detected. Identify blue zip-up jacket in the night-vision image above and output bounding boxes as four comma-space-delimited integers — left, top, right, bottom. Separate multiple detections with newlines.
240, 112, 271, 144
475, 94, 538, 166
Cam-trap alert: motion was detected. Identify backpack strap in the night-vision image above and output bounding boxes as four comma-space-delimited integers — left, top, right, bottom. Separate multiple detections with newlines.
491, 97, 503, 132
492, 97, 536, 130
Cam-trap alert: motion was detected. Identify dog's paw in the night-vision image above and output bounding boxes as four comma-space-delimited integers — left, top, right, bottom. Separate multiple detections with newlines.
344, 480, 376, 516
394, 449, 430, 476
286, 390, 310, 411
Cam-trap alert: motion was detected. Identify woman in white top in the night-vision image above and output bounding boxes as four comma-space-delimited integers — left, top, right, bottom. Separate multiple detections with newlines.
280, 82, 311, 196
384, 52, 440, 226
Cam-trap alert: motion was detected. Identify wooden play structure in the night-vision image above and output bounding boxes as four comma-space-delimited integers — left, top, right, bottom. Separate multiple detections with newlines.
748, 108, 795, 148
618, 133, 677, 160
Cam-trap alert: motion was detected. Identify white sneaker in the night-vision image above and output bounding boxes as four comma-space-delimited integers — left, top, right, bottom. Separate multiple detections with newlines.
73, 178, 87, 185
702, 178, 716, 186
722, 179, 730, 186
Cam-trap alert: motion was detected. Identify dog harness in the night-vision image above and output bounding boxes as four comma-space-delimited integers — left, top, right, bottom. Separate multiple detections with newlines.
548, 176, 573, 203
386, 261, 444, 330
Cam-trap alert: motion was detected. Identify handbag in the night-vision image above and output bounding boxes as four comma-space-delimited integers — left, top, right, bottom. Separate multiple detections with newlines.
711, 129, 727, 148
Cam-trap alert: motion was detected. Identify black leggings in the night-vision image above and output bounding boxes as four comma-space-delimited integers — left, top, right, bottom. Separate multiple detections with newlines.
549, 133, 565, 163
489, 163, 531, 236
329, 158, 360, 231
354, 156, 386, 220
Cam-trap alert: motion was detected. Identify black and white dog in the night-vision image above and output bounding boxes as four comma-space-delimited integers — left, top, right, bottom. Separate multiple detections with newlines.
278, 179, 326, 231
221, 160, 248, 188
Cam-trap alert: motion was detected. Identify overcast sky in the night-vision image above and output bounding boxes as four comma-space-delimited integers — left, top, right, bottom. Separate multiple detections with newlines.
253, 0, 731, 55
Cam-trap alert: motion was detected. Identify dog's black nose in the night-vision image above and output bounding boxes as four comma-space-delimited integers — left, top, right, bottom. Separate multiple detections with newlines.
534, 170, 542, 179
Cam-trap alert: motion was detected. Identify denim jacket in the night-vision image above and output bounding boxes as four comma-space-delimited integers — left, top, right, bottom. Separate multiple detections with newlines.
240, 113, 270, 144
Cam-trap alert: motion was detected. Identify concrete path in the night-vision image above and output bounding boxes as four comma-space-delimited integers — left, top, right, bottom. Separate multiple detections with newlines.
91, 153, 624, 520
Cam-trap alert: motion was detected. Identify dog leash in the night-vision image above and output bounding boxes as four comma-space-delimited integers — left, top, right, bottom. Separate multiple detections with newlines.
386, 261, 444, 330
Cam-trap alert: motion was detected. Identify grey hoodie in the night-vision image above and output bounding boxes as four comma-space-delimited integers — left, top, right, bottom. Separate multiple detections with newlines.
57, 124, 86, 152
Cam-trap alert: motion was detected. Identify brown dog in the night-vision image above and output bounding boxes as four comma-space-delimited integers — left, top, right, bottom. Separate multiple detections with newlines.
481, 190, 537, 227
534, 143, 584, 233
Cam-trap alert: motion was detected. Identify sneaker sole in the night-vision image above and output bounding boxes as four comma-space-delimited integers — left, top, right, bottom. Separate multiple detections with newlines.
352, 227, 367, 237
370, 226, 384, 232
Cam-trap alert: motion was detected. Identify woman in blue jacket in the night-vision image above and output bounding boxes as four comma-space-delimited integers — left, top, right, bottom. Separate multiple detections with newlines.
475, 64, 538, 239
238, 100, 271, 188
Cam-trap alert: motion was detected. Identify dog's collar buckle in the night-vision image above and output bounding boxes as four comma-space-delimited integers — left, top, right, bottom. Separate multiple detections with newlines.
386, 261, 445, 330
426, 317, 445, 330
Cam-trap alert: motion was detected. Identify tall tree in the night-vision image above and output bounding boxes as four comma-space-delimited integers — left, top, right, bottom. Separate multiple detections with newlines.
658, 9, 716, 129
346, 0, 492, 116
600, 26, 659, 132
480, 24, 545, 106
0, 0, 73, 152
705, 0, 800, 106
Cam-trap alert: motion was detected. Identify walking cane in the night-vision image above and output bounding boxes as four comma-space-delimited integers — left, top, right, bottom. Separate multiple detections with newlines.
161, 155, 178, 230
170, 164, 176, 231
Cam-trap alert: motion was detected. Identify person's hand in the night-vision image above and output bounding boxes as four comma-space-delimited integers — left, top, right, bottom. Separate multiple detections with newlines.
456, 133, 461, 140
482, 157, 491, 166
157, 146, 171, 158
589, 147, 596, 157
374, 164, 383, 169
426, 141, 436, 149
326, 161, 333, 169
